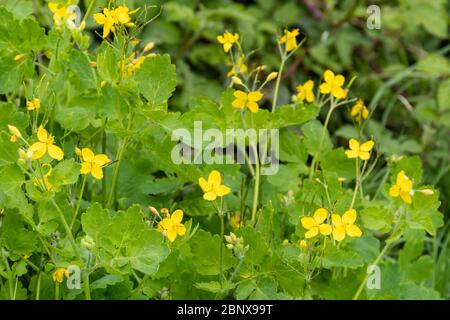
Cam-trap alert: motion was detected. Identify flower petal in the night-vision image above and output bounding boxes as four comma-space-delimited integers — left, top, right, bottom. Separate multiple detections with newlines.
389, 185, 400, 197
331, 214, 342, 227
199, 177, 210, 192
349, 138, 359, 151
346, 224, 362, 237
176, 224, 186, 236
323, 70, 335, 83
82, 148, 95, 162
37, 126, 48, 143
319, 224, 332, 235
167, 227, 177, 242
203, 191, 217, 201
208, 170, 221, 186
301, 217, 316, 229
360, 140, 375, 152
94, 154, 110, 166
332, 226, 346, 241
48, 144, 64, 160
215, 185, 231, 197
29, 142, 47, 160
248, 91, 263, 102
313, 208, 328, 224
246, 101, 259, 113
400, 191, 412, 204
91, 164, 103, 179
80, 162, 92, 174
305, 227, 319, 238
342, 209, 357, 224
171, 209, 183, 224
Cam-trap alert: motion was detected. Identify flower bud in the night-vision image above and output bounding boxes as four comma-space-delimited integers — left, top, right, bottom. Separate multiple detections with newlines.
231, 76, 243, 86
143, 41, 155, 52
266, 72, 278, 82
14, 54, 25, 61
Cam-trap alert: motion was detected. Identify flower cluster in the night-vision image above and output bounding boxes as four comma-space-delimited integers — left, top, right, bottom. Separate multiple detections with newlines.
301, 208, 362, 242
94, 5, 137, 38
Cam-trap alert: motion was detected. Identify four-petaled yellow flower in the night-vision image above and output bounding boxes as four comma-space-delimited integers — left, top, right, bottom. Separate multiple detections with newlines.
48, 2, 76, 27
331, 209, 362, 241
52, 268, 69, 283
79, 148, 111, 180
279, 28, 300, 52
227, 55, 248, 77
319, 70, 346, 99
345, 138, 374, 161
389, 170, 413, 204
217, 32, 239, 53
27, 98, 41, 111
94, 6, 136, 38
28, 126, 64, 161
199, 170, 231, 201
157, 209, 186, 242
296, 80, 315, 103
8, 125, 21, 143
301, 208, 332, 238
232, 90, 263, 113
351, 99, 368, 122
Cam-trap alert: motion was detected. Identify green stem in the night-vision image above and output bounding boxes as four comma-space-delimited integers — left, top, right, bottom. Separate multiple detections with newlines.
250, 143, 260, 224
107, 137, 129, 208
350, 157, 360, 209
309, 101, 335, 179
83, 272, 91, 300
352, 241, 391, 300
70, 175, 87, 230
271, 58, 286, 113
51, 198, 80, 260
219, 197, 225, 287
55, 282, 59, 300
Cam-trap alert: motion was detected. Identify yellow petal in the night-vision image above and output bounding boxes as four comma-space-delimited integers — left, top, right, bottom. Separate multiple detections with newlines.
301, 217, 316, 229
319, 83, 331, 94
396, 170, 406, 186
37, 126, 48, 143
91, 164, 103, 179
246, 101, 259, 113
346, 224, 362, 237
248, 91, 263, 102
359, 151, 371, 161
176, 224, 186, 236
313, 208, 328, 224
323, 70, 334, 83
171, 209, 183, 224
82, 148, 95, 162
93, 12, 106, 25
29, 142, 47, 160
223, 43, 232, 53
342, 209, 357, 224
389, 185, 400, 197
233, 90, 247, 100
349, 138, 359, 151
360, 140, 375, 152
167, 227, 177, 242
203, 191, 217, 201
208, 170, 221, 186
332, 226, 346, 241
319, 224, 332, 235
198, 177, 210, 192
94, 154, 110, 166
216, 35, 225, 44
159, 217, 172, 230
334, 74, 345, 86
215, 184, 231, 196
331, 214, 342, 227
400, 191, 412, 204
345, 150, 359, 159
331, 87, 346, 99
305, 227, 319, 238
232, 98, 246, 109
48, 144, 64, 160
80, 162, 92, 174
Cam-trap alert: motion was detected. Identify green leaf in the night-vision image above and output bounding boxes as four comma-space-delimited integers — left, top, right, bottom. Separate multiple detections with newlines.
361, 206, 394, 233
272, 104, 320, 128
68, 50, 96, 90
48, 159, 80, 188
321, 147, 355, 179
0, 211, 37, 259
96, 43, 119, 83
437, 78, 450, 111
416, 54, 450, 77
302, 119, 333, 156
322, 246, 364, 269
135, 54, 177, 109
189, 230, 236, 275
194, 281, 235, 293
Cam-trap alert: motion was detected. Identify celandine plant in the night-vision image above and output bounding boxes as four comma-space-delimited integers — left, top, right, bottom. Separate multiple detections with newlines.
0, 1, 445, 300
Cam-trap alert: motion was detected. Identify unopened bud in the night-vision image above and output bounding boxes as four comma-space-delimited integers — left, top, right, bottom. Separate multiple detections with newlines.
14, 54, 25, 61
232, 76, 243, 86
266, 72, 278, 81
89, 61, 97, 68
149, 206, 159, 215
143, 41, 155, 52
418, 189, 434, 196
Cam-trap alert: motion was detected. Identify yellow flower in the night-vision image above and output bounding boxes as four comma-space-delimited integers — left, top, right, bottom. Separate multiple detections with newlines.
389, 170, 413, 204
8, 125, 22, 143
79, 148, 111, 180
232, 90, 263, 113
157, 209, 186, 242
351, 99, 368, 122
227, 55, 248, 77
331, 209, 362, 241
279, 28, 300, 52
48, 2, 76, 27
217, 32, 239, 53
229, 213, 243, 229
52, 268, 69, 283
199, 170, 231, 201
345, 138, 374, 161
296, 80, 315, 103
28, 126, 64, 161
26, 98, 41, 111
14, 54, 25, 61
94, 6, 136, 38
319, 70, 346, 99
300, 208, 332, 238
